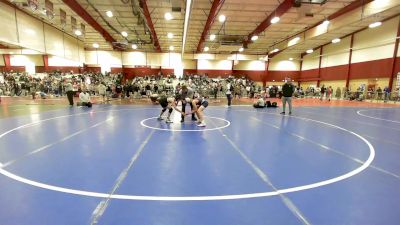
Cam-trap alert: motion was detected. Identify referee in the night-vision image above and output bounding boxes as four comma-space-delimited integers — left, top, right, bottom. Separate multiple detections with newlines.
280, 78, 295, 115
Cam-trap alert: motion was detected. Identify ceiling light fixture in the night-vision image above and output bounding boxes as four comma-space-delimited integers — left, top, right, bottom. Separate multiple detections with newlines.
306, 49, 314, 54
165, 12, 173, 20
106, 11, 113, 18
332, 38, 341, 43
169, 46, 174, 51
289, 58, 293, 61
93, 43, 99, 48
204, 46, 209, 52
238, 47, 244, 52
121, 31, 128, 37
270, 48, 279, 53
271, 16, 280, 24
210, 34, 216, 41
251, 35, 258, 41
181, 0, 193, 56
219, 15, 226, 23
74, 30, 82, 36
167, 32, 174, 38
369, 21, 382, 28
292, 37, 300, 42
322, 19, 330, 26
132, 44, 138, 49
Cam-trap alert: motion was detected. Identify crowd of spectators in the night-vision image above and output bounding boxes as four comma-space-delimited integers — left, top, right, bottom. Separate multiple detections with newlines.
1, 71, 399, 103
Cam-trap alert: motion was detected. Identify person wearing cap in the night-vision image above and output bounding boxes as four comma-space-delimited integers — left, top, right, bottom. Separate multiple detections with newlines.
157, 95, 184, 123
281, 78, 295, 115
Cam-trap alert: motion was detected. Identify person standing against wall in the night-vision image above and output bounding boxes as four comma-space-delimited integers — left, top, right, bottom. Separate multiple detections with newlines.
281, 78, 295, 115
65, 80, 74, 106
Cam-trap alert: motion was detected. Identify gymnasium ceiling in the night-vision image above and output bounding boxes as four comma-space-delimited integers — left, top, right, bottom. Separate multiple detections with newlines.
5, 0, 400, 57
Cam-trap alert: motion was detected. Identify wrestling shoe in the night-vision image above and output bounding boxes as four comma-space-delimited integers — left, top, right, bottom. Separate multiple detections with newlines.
197, 122, 206, 127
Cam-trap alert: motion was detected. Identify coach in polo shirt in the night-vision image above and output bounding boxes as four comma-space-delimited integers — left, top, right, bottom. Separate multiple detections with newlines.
280, 78, 295, 115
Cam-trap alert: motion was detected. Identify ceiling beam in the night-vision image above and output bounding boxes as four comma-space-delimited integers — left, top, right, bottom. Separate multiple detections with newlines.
139, 0, 162, 52
196, 0, 225, 53
62, 0, 116, 44
243, 0, 294, 49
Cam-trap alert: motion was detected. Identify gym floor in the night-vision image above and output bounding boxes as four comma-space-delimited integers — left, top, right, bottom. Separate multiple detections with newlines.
0, 98, 400, 225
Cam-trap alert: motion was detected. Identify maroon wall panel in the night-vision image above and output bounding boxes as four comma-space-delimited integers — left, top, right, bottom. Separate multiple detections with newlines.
267, 71, 300, 81
111, 67, 123, 73
232, 70, 264, 82
161, 68, 174, 75
320, 64, 348, 80
35, 66, 80, 73
196, 70, 232, 78
85, 67, 101, 73
183, 69, 197, 75
123, 67, 161, 79
393, 57, 400, 75
300, 68, 319, 79
1, 66, 26, 72
350, 58, 393, 79
35, 66, 45, 73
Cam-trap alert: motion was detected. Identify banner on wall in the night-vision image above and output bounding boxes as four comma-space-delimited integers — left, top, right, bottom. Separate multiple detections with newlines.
80, 24, 85, 36
60, 9, 66, 28
71, 16, 77, 31
45, 0, 54, 19
28, 0, 39, 11
397, 72, 400, 88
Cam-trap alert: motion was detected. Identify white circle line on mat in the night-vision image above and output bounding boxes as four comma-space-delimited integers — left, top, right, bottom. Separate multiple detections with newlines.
357, 109, 400, 124
140, 116, 231, 132
0, 107, 375, 201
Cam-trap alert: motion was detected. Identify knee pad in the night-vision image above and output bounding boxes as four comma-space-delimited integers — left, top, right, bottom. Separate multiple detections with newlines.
169, 108, 173, 113
162, 108, 167, 112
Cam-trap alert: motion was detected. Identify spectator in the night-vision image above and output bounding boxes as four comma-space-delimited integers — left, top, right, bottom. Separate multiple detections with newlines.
65, 81, 74, 106
253, 95, 266, 108
226, 81, 233, 107
383, 86, 390, 102
98, 82, 107, 103
79, 89, 92, 107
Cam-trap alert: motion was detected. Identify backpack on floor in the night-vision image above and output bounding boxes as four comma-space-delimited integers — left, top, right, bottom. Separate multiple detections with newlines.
267, 101, 277, 108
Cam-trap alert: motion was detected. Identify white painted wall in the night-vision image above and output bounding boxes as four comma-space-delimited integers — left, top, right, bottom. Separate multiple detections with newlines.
182, 59, 196, 69
352, 17, 398, 63
321, 36, 351, 67
302, 50, 320, 70
0, 2, 18, 46
0, 2, 84, 63
48, 55, 81, 67
269, 53, 300, 71
10, 55, 43, 74
197, 59, 232, 70
233, 60, 265, 71
16, 10, 45, 53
